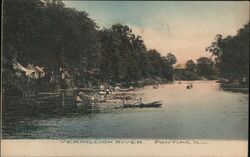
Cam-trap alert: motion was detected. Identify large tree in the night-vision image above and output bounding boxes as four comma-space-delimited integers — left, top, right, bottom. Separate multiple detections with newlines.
206, 22, 249, 84
3, 0, 178, 95
185, 60, 196, 73
196, 57, 217, 79
3, 0, 100, 91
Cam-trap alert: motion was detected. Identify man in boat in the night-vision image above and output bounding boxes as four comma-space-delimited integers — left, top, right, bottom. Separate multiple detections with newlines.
186, 83, 193, 89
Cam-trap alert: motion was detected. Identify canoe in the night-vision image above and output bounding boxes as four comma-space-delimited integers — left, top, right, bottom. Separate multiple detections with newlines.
118, 88, 134, 92
123, 101, 162, 108
186, 84, 193, 89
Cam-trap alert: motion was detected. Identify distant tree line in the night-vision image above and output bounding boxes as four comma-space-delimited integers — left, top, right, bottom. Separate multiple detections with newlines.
177, 22, 249, 82
3, 0, 176, 96
174, 57, 217, 81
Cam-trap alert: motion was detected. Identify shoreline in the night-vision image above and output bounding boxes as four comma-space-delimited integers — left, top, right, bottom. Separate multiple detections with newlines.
220, 83, 249, 93
3, 80, 249, 98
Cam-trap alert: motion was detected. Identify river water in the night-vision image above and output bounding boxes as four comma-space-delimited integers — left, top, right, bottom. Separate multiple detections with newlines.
2, 81, 248, 139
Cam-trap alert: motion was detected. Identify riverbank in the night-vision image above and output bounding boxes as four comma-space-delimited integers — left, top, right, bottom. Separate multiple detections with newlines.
220, 83, 249, 93
3, 77, 172, 98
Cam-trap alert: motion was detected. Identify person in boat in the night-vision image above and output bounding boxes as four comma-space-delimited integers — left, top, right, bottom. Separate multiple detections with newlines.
186, 83, 193, 89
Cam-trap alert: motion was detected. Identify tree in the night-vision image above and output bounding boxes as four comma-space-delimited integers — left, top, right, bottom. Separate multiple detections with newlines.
161, 53, 177, 79
146, 50, 176, 80
3, 0, 178, 95
146, 49, 162, 77
98, 24, 153, 84
165, 53, 177, 65
206, 22, 249, 84
185, 60, 196, 73
3, 0, 100, 91
196, 57, 217, 79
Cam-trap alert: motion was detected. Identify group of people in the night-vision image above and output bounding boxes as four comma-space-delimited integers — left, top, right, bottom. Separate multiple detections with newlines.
75, 84, 115, 103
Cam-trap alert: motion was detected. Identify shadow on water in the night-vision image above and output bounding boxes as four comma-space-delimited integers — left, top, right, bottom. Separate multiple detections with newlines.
220, 88, 249, 94
2, 81, 249, 139
2, 93, 106, 139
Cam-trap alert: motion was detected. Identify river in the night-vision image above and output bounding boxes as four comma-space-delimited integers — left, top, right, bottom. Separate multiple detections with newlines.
2, 81, 248, 139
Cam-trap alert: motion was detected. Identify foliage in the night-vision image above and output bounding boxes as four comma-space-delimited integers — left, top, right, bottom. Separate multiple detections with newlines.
206, 22, 249, 84
98, 24, 176, 84
185, 60, 196, 73
3, 0, 177, 95
196, 57, 217, 80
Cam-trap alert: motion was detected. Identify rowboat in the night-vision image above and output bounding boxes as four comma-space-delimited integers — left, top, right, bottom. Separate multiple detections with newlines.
186, 84, 193, 89
118, 88, 134, 92
123, 101, 162, 108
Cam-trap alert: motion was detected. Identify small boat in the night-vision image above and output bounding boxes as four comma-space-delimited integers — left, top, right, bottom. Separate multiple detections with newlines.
123, 101, 162, 108
186, 84, 193, 89
118, 88, 134, 92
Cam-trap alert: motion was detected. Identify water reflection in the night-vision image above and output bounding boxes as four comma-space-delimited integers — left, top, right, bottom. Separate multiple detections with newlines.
2, 81, 248, 139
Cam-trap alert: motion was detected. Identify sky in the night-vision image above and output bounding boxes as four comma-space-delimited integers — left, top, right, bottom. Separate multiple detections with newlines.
63, 1, 249, 65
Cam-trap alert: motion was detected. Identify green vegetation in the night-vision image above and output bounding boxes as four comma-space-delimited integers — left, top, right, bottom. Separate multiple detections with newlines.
3, 0, 176, 96
175, 22, 249, 82
3, 0, 248, 96
206, 22, 249, 85
174, 57, 217, 81
185, 60, 196, 73
196, 57, 217, 80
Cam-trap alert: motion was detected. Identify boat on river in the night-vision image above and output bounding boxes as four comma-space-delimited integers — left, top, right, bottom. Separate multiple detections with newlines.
123, 101, 162, 108
118, 87, 134, 92
186, 84, 193, 89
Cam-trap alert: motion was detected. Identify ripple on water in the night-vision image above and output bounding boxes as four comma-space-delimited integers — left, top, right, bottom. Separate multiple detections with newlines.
2, 81, 249, 139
